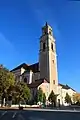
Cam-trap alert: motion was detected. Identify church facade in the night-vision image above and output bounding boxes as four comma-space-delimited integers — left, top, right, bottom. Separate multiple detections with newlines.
11, 23, 76, 106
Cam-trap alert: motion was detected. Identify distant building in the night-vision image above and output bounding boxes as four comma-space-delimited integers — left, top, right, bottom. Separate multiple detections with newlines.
58, 83, 76, 105
11, 23, 76, 106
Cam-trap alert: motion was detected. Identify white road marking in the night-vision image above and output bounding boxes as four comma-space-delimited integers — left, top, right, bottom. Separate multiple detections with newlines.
0, 111, 7, 118
2, 111, 7, 116
12, 112, 17, 118
29, 117, 45, 120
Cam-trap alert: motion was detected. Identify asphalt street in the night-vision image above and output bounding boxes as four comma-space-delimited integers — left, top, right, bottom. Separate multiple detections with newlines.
0, 109, 80, 120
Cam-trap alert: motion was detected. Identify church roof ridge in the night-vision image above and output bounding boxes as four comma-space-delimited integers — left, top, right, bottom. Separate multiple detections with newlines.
58, 83, 76, 91
10, 63, 29, 72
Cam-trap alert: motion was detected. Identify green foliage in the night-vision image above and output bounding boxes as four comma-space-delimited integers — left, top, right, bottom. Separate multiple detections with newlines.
0, 66, 15, 96
65, 93, 72, 104
37, 88, 43, 102
13, 81, 31, 104
35, 88, 46, 105
73, 93, 80, 103
43, 93, 46, 104
0, 65, 31, 105
0, 65, 15, 106
48, 90, 56, 104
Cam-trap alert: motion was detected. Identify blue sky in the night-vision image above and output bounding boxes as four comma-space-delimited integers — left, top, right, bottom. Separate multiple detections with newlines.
0, 0, 80, 91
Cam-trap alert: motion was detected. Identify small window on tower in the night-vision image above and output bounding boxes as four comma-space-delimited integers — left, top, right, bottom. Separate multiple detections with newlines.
43, 28, 47, 35
49, 31, 52, 35
44, 30, 47, 34
53, 80, 55, 84
51, 43, 53, 51
43, 43, 46, 51
53, 60, 54, 63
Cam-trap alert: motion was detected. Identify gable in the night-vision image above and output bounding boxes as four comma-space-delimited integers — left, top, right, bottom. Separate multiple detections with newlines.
11, 63, 29, 72
27, 78, 49, 88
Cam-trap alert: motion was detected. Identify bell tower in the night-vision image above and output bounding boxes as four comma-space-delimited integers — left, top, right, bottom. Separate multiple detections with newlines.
39, 22, 58, 93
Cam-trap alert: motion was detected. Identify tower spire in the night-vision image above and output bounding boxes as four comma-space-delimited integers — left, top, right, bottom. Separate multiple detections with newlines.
45, 22, 48, 26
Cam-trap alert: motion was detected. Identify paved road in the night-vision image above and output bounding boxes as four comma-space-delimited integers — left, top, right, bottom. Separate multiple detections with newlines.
0, 108, 80, 120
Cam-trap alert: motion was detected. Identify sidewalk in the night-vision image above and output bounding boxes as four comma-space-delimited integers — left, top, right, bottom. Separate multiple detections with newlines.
0, 107, 19, 110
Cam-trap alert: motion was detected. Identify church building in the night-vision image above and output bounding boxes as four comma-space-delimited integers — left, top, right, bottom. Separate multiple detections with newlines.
11, 23, 76, 106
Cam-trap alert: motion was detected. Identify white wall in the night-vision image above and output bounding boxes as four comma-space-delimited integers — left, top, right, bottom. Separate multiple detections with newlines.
29, 70, 33, 84
22, 70, 33, 84
57, 85, 76, 106
38, 82, 50, 100
21, 67, 26, 74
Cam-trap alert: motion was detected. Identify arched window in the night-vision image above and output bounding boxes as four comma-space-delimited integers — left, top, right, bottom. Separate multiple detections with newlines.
49, 31, 52, 35
43, 43, 46, 51
44, 28, 47, 35
24, 77, 27, 83
52, 60, 54, 63
51, 43, 53, 51
53, 80, 55, 84
49, 29, 52, 35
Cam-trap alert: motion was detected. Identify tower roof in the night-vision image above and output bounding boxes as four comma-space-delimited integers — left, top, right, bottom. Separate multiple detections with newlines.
45, 22, 48, 27
43, 22, 52, 30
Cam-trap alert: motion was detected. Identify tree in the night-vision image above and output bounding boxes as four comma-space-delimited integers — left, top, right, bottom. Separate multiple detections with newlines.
37, 88, 43, 103
14, 81, 31, 105
43, 93, 46, 104
0, 66, 15, 106
73, 93, 80, 104
48, 90, 56, 107
65, 93, 72, 104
